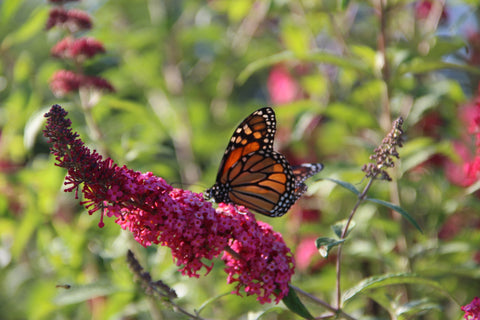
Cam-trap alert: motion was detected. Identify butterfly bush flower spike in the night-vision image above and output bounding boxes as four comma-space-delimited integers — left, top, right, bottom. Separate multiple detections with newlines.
362, 117, 404, 181
462, 297, 480, 320
43, 104, 294, 304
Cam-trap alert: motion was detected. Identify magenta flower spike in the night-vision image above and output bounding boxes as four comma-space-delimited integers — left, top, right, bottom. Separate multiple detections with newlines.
43, 104, 295, 304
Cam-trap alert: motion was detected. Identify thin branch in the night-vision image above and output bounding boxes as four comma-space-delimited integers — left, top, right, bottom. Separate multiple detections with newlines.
335, 177, 374, 309
126, 250, 206, 320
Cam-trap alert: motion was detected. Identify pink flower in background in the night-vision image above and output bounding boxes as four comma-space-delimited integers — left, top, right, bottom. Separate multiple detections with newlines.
295, 236, 319, 272
51, 37, 105, 61
46, 3, 113, 97
50, 70, 83, 96
415, 0, 448, 22
46, 8, 92, 31
50, 70, 114, 96
462, 297, 480, 320
267, 65, 300, 105
43, 104, 294, 304
446, 99, 480, 187
445, 141, 477, 187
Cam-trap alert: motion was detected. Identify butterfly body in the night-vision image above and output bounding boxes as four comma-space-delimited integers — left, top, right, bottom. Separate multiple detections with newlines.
205, 107, 323, 217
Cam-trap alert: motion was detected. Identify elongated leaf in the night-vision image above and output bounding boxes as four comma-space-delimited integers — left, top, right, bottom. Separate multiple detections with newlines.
323, 178, 360, 195
237, 50, 368, 84
316, 237, 345, 257
253, 307, 286, 320
197, 292, 230, 314
331, 220, 356, 239
397, 299, 442, 320
398, 59, 480, 75
1, 0, 24, 25
343, 273, 450, 303
340, 0, 350, 10
365, 198, 422, 232
282, 285, 314, 320
53, 282, 119, 305
2, 7, 49, 48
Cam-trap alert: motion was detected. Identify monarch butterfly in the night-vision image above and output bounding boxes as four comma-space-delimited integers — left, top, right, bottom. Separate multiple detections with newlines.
205, 107, 323, 217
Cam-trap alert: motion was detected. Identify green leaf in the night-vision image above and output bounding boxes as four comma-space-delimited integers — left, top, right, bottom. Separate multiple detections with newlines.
2, 7, 49, 48
324, 102, 377, 128
196, 292, 231, 315
282, 285, 314, 320
398, 59, 480, 76
1, 0, 24, 25
315, 237, 345, 257
331, 220, 356, 239
281, 22, 310, 56
343, 273, 450, 303
24, 107, 50, 151
253, 307, 285, 320
339, 0, 350, 10
53, 281, 120, 305
323, 178, 360, 195
399, 137, 438, 174
237, 50, 368, 84
365, 198, 422, 233
397, 299, 442, 320
11, 195, 42, 259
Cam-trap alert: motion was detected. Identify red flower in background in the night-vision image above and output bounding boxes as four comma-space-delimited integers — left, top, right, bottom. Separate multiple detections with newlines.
267, 65, 300, 105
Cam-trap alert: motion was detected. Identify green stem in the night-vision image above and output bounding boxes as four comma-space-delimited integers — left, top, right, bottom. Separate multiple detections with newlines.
335, 177, 375, 309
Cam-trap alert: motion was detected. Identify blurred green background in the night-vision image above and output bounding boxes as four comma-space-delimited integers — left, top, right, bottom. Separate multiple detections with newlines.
1, 0, 480, 319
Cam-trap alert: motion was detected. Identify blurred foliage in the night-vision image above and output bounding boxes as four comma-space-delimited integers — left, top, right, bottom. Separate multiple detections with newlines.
1, 0, 480, 319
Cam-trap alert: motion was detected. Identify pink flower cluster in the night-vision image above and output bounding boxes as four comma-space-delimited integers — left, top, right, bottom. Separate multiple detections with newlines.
43, 104, 295, 304
46, 7, 92, 32
462, 297, 480, 320
50, 70, 114, 97
46, 1, 114, 97
446, 97, 480, 187
52, 37, 105, 61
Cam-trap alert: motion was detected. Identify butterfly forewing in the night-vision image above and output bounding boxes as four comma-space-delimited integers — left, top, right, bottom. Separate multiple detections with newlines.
206, 107, 323, 217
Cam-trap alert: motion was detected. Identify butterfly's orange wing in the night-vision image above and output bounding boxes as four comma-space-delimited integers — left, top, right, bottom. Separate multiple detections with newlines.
205, 107, 323, 217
